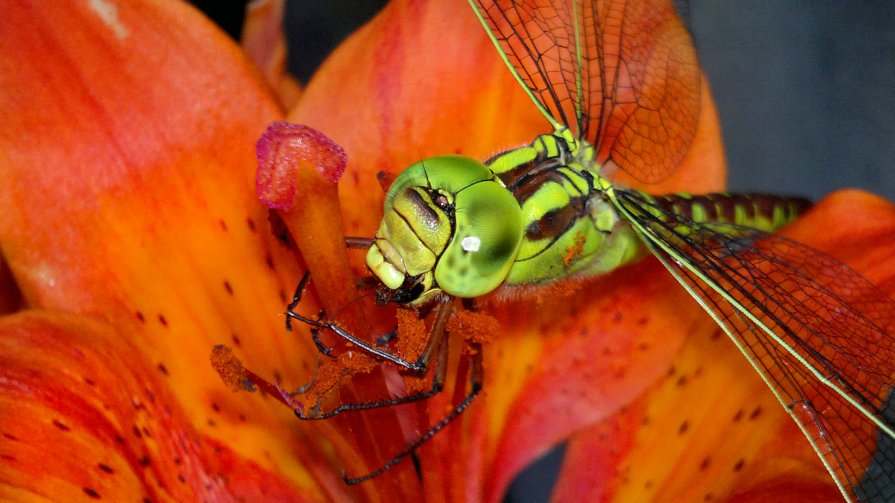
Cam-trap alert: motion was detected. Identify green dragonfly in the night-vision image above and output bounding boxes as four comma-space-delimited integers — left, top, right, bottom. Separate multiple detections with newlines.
284, 0, 895, 499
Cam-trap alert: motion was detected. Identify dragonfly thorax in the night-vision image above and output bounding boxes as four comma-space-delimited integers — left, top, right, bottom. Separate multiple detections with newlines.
487, 130, 642, 288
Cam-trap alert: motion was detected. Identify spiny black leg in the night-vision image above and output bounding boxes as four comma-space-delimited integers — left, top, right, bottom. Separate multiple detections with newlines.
342, 342, 484, 485
285, 295, 453, 372
310, 327, 334, 357
285, 271, 313, 332
294, 302, 452, 420
375, 326, 398, 347
284, 308, 419, 369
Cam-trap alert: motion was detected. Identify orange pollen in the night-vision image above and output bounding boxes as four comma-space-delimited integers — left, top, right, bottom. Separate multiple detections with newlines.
563, 232, 588, 266
210, 344, 249, 392
448, 309, 500, 345
395, 308, 428, 360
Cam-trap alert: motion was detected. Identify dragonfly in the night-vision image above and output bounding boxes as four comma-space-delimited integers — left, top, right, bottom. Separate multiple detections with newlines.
282, 0, 895, 499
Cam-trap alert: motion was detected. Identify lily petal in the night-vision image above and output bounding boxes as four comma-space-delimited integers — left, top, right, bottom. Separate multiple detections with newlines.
0, 0, 355, 498
551, 190, 895, 502
242, 0, 303, 109
0, 311, 314, 502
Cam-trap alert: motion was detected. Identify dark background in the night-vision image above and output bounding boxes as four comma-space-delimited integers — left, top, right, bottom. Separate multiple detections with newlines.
193, 1, 895, 501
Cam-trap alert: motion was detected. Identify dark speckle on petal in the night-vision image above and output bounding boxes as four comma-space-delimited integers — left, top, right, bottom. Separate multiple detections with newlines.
748, 406, 762, 420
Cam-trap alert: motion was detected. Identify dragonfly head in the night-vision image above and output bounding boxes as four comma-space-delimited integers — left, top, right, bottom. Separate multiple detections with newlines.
365, 155, 524, 305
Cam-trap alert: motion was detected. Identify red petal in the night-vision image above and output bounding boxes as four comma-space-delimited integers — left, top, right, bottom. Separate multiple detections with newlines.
0, 312, 317, 501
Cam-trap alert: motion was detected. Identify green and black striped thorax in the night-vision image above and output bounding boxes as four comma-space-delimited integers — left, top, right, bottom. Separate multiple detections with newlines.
365, 129, 810, 305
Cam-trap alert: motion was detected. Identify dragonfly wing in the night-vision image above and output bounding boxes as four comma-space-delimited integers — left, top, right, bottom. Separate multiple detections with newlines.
468, 0, 701, 183
467, 0, 576, 131
682, 275, 893, 502
614, 189, 895, 502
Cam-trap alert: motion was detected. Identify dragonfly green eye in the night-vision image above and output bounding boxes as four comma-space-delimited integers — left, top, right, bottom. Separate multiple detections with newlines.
366, 155, 523, 302
434, 178, 522, 297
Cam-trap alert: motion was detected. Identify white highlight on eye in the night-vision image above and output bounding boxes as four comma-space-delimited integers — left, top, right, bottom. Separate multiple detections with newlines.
89, 0, 130, 40
461, 236, 481, 252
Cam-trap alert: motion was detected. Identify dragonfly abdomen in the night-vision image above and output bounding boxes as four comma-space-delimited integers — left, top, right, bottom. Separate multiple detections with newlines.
647, 192, 812, 233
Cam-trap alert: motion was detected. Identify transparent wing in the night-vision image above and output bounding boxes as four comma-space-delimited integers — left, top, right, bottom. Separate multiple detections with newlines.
468, 0, 701, 183
614, 189, 895, 502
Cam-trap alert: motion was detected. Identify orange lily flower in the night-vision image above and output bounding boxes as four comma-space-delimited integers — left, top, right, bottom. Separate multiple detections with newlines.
1, 1, 893, 503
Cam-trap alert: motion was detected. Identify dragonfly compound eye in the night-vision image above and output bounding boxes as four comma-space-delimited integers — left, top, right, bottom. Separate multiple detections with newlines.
433, 171, 523, 299
366, 155, 523, 301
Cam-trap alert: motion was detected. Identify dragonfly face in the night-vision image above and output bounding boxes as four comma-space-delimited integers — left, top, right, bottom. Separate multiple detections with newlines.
365, 154, 524, 305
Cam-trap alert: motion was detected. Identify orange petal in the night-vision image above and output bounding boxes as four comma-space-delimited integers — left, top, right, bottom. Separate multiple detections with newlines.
0, 0, 353, 497
477, 259, 709, 501
0, 311, 316, 501
242, 0, 303, 109
551, 190, 895, 501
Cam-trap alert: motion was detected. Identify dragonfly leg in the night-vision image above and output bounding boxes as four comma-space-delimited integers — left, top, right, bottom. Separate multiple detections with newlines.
294, 312, 451, 420
342, 341, 485, 485
284, 270, 313, 332
288, 291, 454, 418
309, 327, 334, 357
284, 273, 336, 356
286, 276, 453, 373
